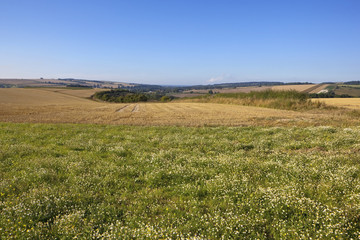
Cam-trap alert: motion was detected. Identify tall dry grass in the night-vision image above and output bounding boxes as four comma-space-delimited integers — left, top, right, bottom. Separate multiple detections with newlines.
183, 90, 330, 111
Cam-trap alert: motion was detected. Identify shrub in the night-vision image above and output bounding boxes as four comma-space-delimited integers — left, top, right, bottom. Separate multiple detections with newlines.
161, 96, 172, 102
93, 89, 148, 103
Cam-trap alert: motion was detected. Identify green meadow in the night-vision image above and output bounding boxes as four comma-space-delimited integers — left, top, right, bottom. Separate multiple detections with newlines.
1, 123, 360, 239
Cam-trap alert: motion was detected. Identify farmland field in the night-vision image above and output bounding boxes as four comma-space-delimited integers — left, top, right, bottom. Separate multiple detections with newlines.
183, 86, 273, 94
1, 123, 360, 239
271, 84, 316, 92
1, 88, 360, 239
315, 98, 360, 109
1, 88, 360, 127
334, 86, 360, 97
0, 78, 133, 88
181, 84, 328, 96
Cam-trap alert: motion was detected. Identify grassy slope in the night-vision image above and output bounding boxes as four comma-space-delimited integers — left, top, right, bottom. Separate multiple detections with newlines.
1, 123, 360, 239
335, 86, 360, 97
183, 90, 328, 111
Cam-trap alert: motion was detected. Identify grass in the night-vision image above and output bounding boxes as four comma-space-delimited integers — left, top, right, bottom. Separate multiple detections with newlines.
184, 90, 329, 111
1, 122, 360, 239
334, 86, 360, 97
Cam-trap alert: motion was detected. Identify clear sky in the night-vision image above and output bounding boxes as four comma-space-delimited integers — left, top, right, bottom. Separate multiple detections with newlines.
1, 0, 359, 85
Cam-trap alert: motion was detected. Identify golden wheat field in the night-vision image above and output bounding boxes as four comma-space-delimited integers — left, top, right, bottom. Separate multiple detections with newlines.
0, 88, 359, 126
270, 84, 329, 93
314, 98, 360, 109
271, 84, 314, 92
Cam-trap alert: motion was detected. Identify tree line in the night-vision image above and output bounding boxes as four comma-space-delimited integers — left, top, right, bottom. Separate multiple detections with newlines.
93, 89, 148, 103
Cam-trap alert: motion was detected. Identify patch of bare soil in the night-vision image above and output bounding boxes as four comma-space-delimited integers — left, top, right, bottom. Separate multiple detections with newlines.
116, 105, 130, 112
132, 104, 140, 112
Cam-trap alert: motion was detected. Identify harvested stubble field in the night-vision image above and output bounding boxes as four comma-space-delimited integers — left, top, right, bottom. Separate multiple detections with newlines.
0, 88, 359, 127
270, 84, 316, 92
271, 84, 330, 94
2, 88, 360, 239
314, 98, 360, 109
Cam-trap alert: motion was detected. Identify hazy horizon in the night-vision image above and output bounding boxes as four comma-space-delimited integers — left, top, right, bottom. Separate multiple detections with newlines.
1, 0, 359, 85
0, 77, 343, 87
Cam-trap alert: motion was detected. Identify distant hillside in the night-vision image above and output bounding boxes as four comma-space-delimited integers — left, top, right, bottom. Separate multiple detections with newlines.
344, 81, 360, 85
119, 81, 318, 93
6, 79, 358, 98
0, 79, 318, 90
0, 78, 135, 89
182, 81, 311, 90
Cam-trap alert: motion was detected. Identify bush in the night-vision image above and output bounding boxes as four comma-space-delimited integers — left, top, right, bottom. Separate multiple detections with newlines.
93, 89, 148, 103
161, 96, 172, 102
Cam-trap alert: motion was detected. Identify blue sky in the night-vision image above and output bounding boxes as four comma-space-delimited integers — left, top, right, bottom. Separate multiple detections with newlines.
1, 0, 359, 85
